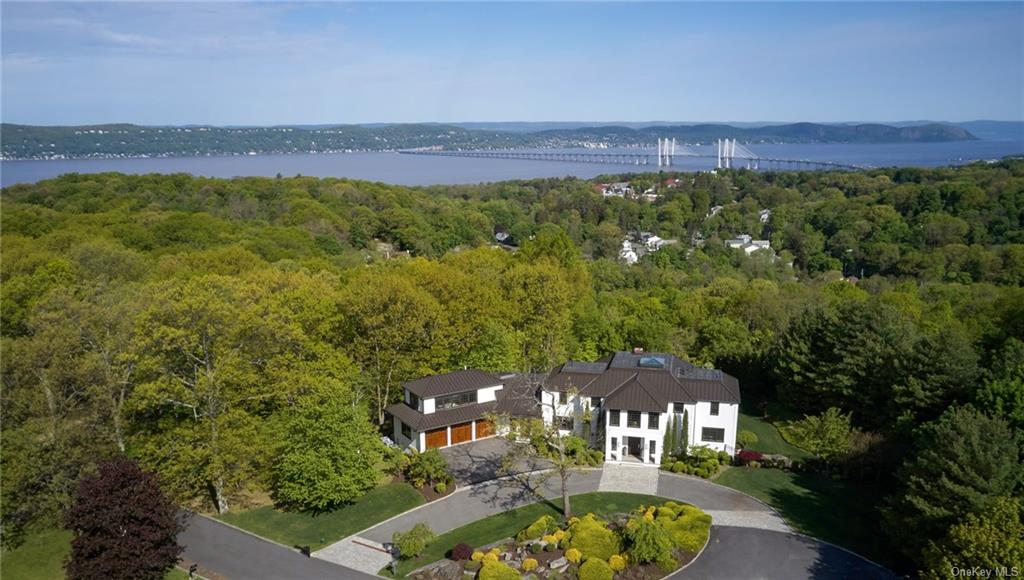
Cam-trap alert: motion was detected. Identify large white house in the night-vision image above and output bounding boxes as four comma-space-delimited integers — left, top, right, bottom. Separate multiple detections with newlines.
387, 350, 740, 463
540, 350, 740, 463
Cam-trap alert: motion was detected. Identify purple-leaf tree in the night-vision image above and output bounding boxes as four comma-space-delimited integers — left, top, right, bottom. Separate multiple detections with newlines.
64, 457, 186, 580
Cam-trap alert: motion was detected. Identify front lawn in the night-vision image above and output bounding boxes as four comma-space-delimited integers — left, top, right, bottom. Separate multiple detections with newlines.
0, 527, 197, 580
218, 482, 424, 551
388, 492, 671, 577
0, 527, 72, 580
714, 466, 894, 566
738, 411, 812, 460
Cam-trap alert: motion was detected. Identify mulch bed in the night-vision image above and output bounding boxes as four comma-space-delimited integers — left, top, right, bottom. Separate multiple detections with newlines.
391, 474, 455, 502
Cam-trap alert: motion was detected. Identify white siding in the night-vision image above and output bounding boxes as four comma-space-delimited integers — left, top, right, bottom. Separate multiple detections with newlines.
541, 390, 584, 434
690, 401, 738, 454
392, 419, 420, 452
477, 384, 503, 403
604, 407, 668, 463
422, 397, 436, 414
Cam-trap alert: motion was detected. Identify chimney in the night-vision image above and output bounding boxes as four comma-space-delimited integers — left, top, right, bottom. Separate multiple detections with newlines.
633, 347, 644, 355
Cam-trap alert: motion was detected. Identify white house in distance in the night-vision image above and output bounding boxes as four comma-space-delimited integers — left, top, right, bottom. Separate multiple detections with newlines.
540, 350, 740, 464
387, 350, 740, 464
725, 234, 772, 256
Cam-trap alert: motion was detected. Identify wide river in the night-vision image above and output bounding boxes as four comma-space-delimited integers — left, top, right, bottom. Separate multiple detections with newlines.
2, 140, 1021, 187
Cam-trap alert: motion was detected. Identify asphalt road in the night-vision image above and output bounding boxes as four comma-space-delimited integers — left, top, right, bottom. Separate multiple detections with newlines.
677, 526, 899, 580
179, 514, 377, 580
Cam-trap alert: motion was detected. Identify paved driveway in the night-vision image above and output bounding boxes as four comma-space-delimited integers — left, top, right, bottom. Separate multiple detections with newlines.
440, 437, 551, 485
180, 514, 377, 580
676, 526, 897, 580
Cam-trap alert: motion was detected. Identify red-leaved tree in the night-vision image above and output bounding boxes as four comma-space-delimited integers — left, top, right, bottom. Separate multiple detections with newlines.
64, 457, 185, 580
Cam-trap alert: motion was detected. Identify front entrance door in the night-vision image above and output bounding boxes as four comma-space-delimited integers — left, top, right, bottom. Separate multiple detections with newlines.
627, 436, 644, 459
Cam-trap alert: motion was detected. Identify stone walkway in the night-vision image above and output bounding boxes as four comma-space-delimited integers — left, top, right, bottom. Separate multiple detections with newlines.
313, 535, 392, 576
598, 462, 660, 496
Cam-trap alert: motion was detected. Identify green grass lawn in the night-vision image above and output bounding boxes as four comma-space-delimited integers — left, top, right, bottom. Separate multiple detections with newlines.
715, 466, 895, 567
0, 527, 72, 580
389, 492, 671, 577
218, 482, 424, 551
0, 527, 197, 580
738, 411, 813, 460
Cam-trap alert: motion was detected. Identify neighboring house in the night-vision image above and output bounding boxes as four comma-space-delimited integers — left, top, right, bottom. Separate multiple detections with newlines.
619, 239, 639, 265
541, 350, 740, 464
387, 349, 741, 464
386, 370, 539, 451
725, 234, 773, 256
600, 182, 633, 198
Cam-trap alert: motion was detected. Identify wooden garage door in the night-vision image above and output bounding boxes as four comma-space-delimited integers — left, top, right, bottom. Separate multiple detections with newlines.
425, 428, 448, 449
450, 422, 472, 445
475, 419, 494, 438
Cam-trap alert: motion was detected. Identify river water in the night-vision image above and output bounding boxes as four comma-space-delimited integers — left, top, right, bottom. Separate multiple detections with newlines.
2, 140, 1021, 187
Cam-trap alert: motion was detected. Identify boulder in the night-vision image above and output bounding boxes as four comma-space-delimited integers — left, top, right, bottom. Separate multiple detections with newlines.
550, 556, 568, 571
431, 560, 462, 580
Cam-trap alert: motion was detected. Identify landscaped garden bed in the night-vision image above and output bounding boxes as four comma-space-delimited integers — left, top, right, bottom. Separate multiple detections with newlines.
389, 495, 711, 579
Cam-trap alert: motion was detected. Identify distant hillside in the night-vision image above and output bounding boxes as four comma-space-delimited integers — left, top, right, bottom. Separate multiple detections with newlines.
1, 121, 976, 160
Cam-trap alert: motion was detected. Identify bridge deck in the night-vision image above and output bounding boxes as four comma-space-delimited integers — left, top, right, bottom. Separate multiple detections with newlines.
398, 149, 866, 171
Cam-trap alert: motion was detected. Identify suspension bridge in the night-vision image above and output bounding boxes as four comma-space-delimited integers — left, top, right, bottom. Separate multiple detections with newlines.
398, 138, 869, 171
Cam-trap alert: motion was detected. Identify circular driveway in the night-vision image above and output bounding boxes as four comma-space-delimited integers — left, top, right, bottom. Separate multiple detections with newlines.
678, 526, 897, 580
313, 446, 896, 579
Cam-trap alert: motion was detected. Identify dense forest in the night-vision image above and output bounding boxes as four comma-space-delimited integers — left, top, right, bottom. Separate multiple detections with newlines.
1, 159, 1022, 575
0, 121, 975, 160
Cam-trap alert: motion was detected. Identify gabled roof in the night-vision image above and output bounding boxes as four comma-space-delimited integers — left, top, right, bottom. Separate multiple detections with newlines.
543, 351, 740, 409
404, 369, 500, 398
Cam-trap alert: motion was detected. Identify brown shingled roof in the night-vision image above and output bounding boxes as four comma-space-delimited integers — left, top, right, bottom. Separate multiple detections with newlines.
386, 400, 499, 431
543, 351, 741, 408
404, 369, 501, 398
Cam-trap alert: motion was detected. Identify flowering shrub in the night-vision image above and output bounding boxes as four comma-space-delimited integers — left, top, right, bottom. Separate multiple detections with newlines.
565, 513, 622, 561
471, 550, 485, 562
737, 450, 763, 465
523, 558, 538, 572
608, 554, 627, 571
479, 561, 519, 580
517, 514, 559, 541
565, 547, 582, 563
577, 558, 614, 580
482, 551, 499, 564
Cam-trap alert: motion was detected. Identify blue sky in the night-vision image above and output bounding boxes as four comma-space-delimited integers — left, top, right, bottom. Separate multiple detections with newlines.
2, 2, 1022, 125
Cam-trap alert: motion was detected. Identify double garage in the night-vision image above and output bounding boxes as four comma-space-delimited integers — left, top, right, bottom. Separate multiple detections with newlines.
424, 419, 495, 449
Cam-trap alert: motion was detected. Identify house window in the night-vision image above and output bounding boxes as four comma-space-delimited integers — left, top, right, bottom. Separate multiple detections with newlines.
559, 391, 568, 405
557, 416, 574, 431
701, 427, 725, 443
400, 421, 412, 440
591, 397, 602, 408
627, 411, 641, 428
611, 437, 618, 452
710, 402, 720, 416
648, 413, 659, 430
673, 402, 686, 413
649, 440, 657, 457
408, 392, 420, 411
610, 410, 620, 426
435, 390, 477, 410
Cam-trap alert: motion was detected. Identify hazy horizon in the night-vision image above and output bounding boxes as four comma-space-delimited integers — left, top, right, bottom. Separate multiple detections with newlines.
3, 2, 1022, 126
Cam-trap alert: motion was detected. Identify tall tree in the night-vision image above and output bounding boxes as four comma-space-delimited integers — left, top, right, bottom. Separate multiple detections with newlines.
884, 406, 1024, 563
129, 275, 306, 513
273, 381, 384, 511
64, 457, 184, 580
340, 270, 445, 424
920, 497, 1024, 579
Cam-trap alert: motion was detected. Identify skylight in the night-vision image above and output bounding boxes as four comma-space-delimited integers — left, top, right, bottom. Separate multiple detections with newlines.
638, 356, 666, 369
